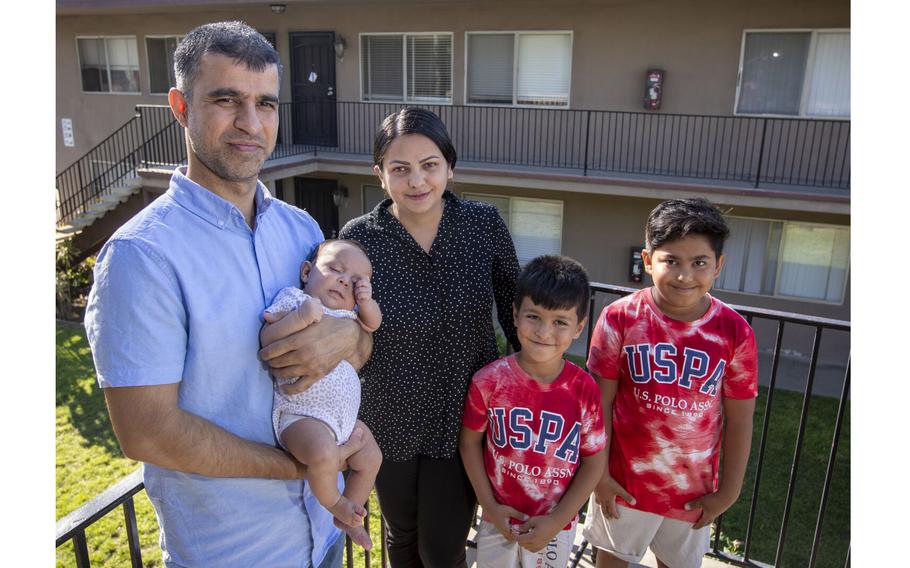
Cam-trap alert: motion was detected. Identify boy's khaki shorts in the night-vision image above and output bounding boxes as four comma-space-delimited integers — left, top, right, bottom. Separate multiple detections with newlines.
475, 519, 576, 568
582, 500, 710, 568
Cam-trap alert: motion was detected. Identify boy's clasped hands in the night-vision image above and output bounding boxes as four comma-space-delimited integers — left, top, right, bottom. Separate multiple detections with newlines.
485, 500, 564, 553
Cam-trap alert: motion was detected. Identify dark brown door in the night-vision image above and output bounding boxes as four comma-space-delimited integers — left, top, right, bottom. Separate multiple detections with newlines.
289, 32, 337, 147
294, 177, 339, 238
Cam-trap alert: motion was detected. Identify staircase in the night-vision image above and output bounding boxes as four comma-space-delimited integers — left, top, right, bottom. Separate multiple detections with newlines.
56, 106, 182, 239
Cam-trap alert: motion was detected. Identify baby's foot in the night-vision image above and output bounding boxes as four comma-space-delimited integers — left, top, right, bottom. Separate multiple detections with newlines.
328, 495, 366, 528
333, 517, 373, 550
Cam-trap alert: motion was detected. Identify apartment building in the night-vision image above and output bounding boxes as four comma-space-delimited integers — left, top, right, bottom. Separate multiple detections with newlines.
56, 0, 850, 362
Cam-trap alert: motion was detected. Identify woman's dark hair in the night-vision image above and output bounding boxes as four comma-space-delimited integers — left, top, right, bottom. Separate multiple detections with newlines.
645, 198, 730, 258
514, 255, 591, 320
373, 108, 457, 170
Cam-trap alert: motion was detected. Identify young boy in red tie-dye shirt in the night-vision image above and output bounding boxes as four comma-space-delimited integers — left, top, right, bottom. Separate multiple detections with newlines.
460, 255, 607, 568
583, 198, 758, 568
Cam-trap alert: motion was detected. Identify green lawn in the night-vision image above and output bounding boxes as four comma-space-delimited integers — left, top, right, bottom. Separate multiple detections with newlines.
55, 322, 383, 567
58, 322, 848, 567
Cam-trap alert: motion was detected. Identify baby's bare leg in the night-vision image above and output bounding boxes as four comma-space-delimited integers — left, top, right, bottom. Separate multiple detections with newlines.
280, 417, 364, 527
343, 421, 383, 509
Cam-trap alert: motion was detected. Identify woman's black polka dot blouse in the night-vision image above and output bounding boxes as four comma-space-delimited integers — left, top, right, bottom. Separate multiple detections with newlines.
340, 190, 520, 461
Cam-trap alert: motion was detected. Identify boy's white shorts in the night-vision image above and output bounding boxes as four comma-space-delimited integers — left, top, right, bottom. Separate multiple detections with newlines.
582, 500, 710, 568
475, 519, 576, 568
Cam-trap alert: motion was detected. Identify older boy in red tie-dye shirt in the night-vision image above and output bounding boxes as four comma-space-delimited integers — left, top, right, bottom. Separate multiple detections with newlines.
461, 255, 606, 568
583, 198, 758, 568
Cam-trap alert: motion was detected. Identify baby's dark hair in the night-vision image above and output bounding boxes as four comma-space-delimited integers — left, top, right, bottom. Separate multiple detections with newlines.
306, 238, 370, 264
514, 255, 590, 320
645, 198, 730, 258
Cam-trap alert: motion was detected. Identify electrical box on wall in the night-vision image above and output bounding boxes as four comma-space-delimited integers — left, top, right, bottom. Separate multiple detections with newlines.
629, 247, 644, 283
644, 69, 664, 110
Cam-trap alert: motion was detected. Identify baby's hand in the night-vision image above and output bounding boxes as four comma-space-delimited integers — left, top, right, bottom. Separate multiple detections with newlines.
354, 277, 373, 305
300, 297, 324, 324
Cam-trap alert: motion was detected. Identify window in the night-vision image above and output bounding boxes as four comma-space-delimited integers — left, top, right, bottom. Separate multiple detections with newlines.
736, 30, 850, 118
464, 193, 563, 265
466, 32, 572, 107
77, 36, 140, 93
361, 33, 452, 103
716, 217, 849, 303
146, 36, 183, 94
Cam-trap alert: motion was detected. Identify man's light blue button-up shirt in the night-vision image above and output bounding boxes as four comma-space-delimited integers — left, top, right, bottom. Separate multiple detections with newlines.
85, 168, 340, 567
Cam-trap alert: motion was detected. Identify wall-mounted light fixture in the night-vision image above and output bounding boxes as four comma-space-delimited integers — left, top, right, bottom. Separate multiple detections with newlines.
270, 4, 287, 14
334, 35, 346, 60
332, 185, 349, 207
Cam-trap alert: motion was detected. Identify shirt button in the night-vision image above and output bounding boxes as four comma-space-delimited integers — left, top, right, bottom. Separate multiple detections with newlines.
218, 220, 225, 227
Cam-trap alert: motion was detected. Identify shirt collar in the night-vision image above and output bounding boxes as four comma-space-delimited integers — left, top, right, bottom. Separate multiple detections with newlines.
166, 166, 274, 229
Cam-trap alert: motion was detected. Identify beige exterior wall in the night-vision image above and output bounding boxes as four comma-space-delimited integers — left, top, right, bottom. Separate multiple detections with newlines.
278, 171, 849, 320
56, 0, 850, 170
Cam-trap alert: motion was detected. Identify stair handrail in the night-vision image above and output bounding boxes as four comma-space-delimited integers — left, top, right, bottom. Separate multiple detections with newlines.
56, 106, 177, 227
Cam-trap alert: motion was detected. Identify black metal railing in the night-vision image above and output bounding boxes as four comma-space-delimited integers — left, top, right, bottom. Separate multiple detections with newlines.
55, 107, 182, 227
57, 284, 850, 568
321, 102, 849, 190
571, 283, 851, 568
56, 102, 849, 227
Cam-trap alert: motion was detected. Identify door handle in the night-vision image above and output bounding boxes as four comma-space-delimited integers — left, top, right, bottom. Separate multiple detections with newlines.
327, 86, 335, 97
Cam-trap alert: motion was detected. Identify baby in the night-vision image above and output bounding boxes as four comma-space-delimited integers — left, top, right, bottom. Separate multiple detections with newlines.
266, 239, 383, 550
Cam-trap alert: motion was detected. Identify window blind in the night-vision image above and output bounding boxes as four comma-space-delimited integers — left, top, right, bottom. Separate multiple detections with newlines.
407, 35, 452, 101
467, 34, 514, 104
106, 37, 140, 93
516, 34, 571, 106
362, 35, 404, 101
147, 37, 180, 94
738, 32, 810, 115
805, 32, 850, 117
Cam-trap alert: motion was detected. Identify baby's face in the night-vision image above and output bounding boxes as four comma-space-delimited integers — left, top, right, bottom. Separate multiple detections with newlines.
303, 241, 372, 311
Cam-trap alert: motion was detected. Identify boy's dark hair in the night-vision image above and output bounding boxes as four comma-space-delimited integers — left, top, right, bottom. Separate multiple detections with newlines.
645, 198, 730, 258
514, 255, 590, 320
174, 21, 282, 98
306, 239, 370, 265
373, 107, 457, 170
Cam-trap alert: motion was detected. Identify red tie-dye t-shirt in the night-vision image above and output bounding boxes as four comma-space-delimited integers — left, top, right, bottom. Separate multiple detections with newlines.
587, 288, 758, 522
463, 355, 606, 524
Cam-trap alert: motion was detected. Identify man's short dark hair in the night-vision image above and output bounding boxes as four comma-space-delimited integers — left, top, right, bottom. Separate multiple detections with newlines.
514, 255, 590, 320
174, 21, 282, 97
645, 198, 730, 258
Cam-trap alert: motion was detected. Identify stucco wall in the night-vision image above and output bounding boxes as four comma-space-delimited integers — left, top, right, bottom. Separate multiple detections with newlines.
56, 0, 850, 171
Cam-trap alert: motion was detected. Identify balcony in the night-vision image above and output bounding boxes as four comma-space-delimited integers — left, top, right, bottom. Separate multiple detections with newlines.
56, 102, 849, 230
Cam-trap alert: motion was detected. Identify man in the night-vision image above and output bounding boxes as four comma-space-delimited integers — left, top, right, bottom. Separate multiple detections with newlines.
85, 22, 371, 567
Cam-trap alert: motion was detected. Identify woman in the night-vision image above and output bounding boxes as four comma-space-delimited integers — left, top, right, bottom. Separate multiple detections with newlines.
340, 108, 520, 567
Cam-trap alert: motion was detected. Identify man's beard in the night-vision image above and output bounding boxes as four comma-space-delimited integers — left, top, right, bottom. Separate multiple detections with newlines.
187, 128, 269, 183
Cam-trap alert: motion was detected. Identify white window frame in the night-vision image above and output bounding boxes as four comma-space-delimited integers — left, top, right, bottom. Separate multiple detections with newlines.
76, 35, 141, 95
464, 30, 574, 109
359, 32, 454, 104
715, 215, 850, 305
734, 28, 850, 119
461, 192, 564, 264
145, 35, 184, 95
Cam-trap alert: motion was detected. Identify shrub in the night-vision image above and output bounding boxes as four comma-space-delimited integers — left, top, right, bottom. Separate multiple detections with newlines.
56, 239, 95, 321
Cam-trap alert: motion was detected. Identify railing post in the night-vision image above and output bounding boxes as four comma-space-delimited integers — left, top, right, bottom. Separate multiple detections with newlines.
136, 106, 147, 168
583, 110, 591, 176
753, 118, 768, 188
123, 497, 143, 568
73, 530, 91, 568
